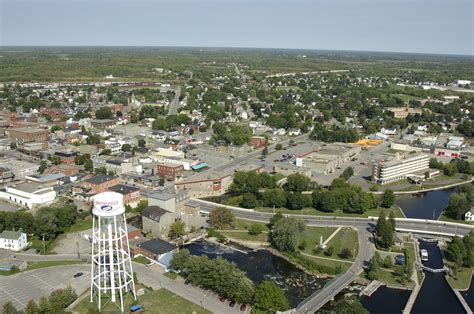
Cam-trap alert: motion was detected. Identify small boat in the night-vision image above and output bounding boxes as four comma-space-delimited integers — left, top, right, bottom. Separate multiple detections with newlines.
420, 249, 429, 261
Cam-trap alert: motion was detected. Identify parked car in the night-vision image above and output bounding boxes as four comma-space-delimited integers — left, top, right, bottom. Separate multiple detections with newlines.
229, 300, 236, 307
73, 272, 83, 278
240, 304, 247, 311
395, 255, 405, 265
219, 295, 226, 302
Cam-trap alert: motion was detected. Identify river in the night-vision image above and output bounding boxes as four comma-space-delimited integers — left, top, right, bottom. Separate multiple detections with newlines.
184, 240, 328, 308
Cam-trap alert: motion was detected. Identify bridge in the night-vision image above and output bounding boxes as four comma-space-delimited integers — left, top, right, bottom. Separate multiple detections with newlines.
189, 198, 474, 312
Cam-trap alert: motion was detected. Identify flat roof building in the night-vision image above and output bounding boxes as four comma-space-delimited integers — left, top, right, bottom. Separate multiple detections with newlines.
372, 154, 430, 185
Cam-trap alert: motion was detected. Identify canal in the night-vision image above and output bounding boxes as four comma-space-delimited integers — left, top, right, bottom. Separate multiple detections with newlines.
184, 240, 328, 308
395, 188, 454, 219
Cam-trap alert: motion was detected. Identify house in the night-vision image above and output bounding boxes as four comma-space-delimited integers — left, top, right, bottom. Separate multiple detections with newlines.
381, 128, 397, 136
108, 184, 141, 208
465, 209, 474, 222
133, 238, 178, 270
0, 230, 28, 251
0, 182, 56, 209
288, 128, 301, 136
141, 205, 176, 237
82, 174, 120, 194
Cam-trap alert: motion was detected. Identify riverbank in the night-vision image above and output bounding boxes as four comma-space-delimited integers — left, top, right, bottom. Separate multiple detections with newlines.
372, 178, 473, 195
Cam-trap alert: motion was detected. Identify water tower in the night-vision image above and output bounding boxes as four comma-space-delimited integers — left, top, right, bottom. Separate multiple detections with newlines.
90, 191, 136, 311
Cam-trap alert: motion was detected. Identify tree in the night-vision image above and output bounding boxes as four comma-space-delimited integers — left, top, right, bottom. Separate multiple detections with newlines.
152, 117, 168, 130
48, 286, 77, 311
388, 210, 396, 231
84, 159, 93, 172
376, 211, 394, 249
248, 223, 264, 236
39, 160, 47, 174
169, 220, 186, 239
95, 106, 113, 119
38, 296, 50, 313
270, 217, 305, 252
209, 207, 235, 229
2, 302, 17, 314
275, 143, 283, 150
241, 192, 258, 209
381, 189, 395, 208
286, 192, 309, 210
269, 212, 284, 228
121, 144, 132, 152
443, 163, 457, 176
138, 139, 146, 148
253, 281, 289, 312
285, 173, 311, 193
50, 156, 61, 165
170, 248, 191, 271
262, 189, 286, 208
334, 297, 369, 314
24, 300, 39, 314
446, 236, 466, 267
340, 166, 354, 180
262, 147, 268, 155
340, 248, 353, 259
367, 254, 380, 280
50, 125, 62, 133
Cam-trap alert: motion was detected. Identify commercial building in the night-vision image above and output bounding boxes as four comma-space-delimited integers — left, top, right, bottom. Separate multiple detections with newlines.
91, 119, 117, 129
250, 136, 267, 149
0, 159, 39, 179
108, 184, 141, 208
0, 182, 57, 209
434, 147, 461, 158
91, 155, 138, 175
0, 230, 28, 251
372, 154, 430, 185
296, 143, 361, 175
8, 127, 49, 143
82, 174, 121, 194
385, 107, 423, 119
159, 157, 200, 171
133, 238, 178, 270
54, 151, 78, 165
141, 206, 176, 236
156, 162, 184, 180
174, 173, 233, 198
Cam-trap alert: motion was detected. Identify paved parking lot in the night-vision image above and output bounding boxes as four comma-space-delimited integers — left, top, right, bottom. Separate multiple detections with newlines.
0, 265, 90, 310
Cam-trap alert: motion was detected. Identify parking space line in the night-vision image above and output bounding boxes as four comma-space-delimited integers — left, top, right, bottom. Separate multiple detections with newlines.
30, 274, 55, 290
0, 286, 26, 307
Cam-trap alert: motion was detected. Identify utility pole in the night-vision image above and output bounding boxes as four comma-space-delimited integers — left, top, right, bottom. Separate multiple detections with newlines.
42, 234, 45, 255
77, 241, 80, 260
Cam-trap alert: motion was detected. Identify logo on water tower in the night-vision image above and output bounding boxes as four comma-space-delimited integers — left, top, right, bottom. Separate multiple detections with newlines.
100, 204, 113, 212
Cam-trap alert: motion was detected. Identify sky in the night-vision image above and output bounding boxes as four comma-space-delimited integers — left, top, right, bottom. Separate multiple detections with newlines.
1, 0, 473, 55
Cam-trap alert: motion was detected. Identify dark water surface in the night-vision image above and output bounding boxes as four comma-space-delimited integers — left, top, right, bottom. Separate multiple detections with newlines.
360, 286, 411, 314
395, 188, 454, 219
185, 240, 327, 307
461, 275, 474, 312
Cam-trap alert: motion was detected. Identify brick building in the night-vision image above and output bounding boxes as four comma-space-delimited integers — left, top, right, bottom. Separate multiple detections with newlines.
54, 151, 78, 165
82, 174, 120, 194
8, 128, 49, 143
157, 162, 184, 180
108, 184, 141, 208
250, 136, 267, 149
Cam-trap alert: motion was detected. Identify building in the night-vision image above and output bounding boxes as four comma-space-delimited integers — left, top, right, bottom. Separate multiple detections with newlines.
0, 182, 56, 209
133, 238, 178, 269
372, 154, 430, 185
296, 143, 361, 175
465, 209, 474, 222
51, 164, 80, 177
386, 107, 422, 119
148, 189, 177, 213
141, 206, 176, 236
108, 184, 141, 208
174, 173, 233, 198
0, 159, 39, 179
0, 230, 28, 251
91, 155, 138, 175
250, 136, 267, 149
159, 157, 200, 171
156, 162, 184, 180
54, 151, 78, 165
91, 119, 117, 129
434, 147, 461, 158
82, 174, 120, 194
8, 127, 49, 143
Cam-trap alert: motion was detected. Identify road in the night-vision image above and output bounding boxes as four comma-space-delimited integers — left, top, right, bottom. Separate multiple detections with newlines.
190, 199, 474, 312
167, 86, 182, 115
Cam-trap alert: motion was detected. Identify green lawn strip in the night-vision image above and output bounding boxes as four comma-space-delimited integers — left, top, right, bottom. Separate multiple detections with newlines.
438, 213, 472, 225
234, 219, 270, 232
446, 263, 473, 290
372, 268, 415, 289
163, 272, 178, 280
255, 205, 404, 218
289, 253, 351, 275
27, 260, 83, 271
404, 242, 416, 268
133, 256, 150, 265
220, 231, 269, 242
74, 288, 210, 313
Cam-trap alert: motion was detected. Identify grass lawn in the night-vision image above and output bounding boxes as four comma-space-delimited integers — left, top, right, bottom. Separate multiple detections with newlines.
438, 213, 472, 225
0, 260, 84, 276
299, 227, 337, 255
372, 268, 415, 289
256, 205, 404, 218
234, 219, 269, 232
291, 253, 351, 275
323, 227, 359, 261
446, 263, 473, 290
225, 195, 243, 206
163, 272, 178, 280
133, 256, 149, 265
404, 242, 416, 268
74, 288, 210, 314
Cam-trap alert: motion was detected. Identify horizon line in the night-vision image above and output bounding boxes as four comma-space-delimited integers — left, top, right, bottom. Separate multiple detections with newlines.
1, 45, 473, 58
